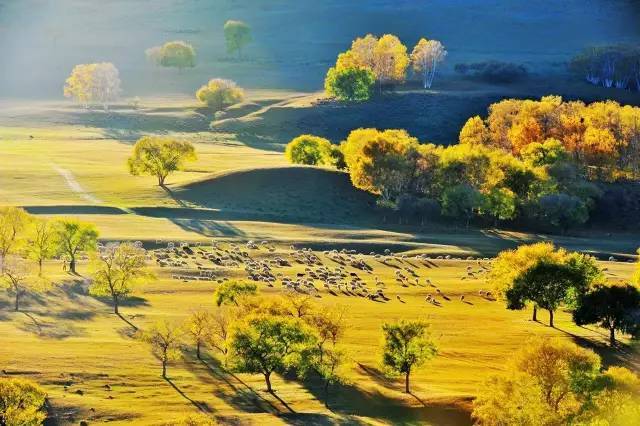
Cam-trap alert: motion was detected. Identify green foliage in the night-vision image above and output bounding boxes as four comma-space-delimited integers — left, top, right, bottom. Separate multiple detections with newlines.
55, 219, 99, 273
196, 78, 244, 110
441, 184, 484, 225
537, 193, 589, 233
214, 280, 257, 307
0, 377, 47, 426
223, 20, 252, 58
324, 66, 375, 101
26, 218, 58, 275
573, 284, 640, 346
128, 136, 197, 186
228, 314, 316, 392
381, 320, 437, 393
147, 41, 196, 70
521, 138, 568, 167
284, 135, 334, 166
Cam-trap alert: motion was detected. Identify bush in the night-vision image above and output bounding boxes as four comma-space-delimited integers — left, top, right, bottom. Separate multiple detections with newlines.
146, 41, 196, 70
324, 67, 375, 101
285, 135, 335, 166
196, 79, 244, 111
454, 61, 528, 83
536, 193, 589, 232
0, 378, 47, 425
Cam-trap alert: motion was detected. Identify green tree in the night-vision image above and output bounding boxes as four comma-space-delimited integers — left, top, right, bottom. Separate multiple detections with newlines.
196, 78, 244, 110
214, 280, 257, 307
284, 135, 334, 166
89, 243, 150, 315
573, 284, 640, 346
381, 320, 437, 393
26, 218, 58, 276
55, 220, 98, 274
441, 184, 485, 227
0, 377, 47, 426
143, 320, 183, 379
128, 136, 197, 186
537, 193, 589, 233
223, 20, 252, 59
228, 314, 316, 392
482, 187, 517, 224
324, 66, 375, 101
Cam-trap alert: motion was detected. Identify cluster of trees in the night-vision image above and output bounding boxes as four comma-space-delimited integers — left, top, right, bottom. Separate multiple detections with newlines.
473, 338, 640, 425
0, 377, 47, 425
571, 44, 640, 91
490, 242, 640, 345
64, 62, 122, 110
459, 96, 640, 181
284, 135, 344, 167
0, 207, 99, 310
146, 41, 197, 70
127, 136, 197, 187
324, 34, 447, 101
142, 280, 437, 407
195, 78, 244, 111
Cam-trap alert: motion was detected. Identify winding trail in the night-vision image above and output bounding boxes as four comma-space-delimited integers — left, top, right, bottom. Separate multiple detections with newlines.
52, 165, 103, 204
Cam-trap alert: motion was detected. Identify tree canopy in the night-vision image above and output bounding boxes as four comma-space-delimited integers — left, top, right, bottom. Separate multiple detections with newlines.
146, 41, 196, 70
127, 136, 197, 186
64, 62, 122, 110
223, 20, 252, 58
196, 78, 244, 110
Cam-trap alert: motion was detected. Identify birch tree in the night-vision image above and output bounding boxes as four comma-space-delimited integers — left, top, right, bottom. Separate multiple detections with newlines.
411, 38, 447, 89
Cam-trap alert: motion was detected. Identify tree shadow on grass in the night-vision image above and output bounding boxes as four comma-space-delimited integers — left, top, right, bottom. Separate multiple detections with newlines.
165, 377, 214, 414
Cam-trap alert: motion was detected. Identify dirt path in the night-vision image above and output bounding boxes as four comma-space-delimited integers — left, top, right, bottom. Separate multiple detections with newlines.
52, 165, 103, 204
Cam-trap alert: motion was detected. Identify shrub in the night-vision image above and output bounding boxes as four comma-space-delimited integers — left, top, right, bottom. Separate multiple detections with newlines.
285, 135, 334, 166
146, 41, 196, 70
0, 378, 47, 425
196, 79, 244, 110
324, 67, 375, 101
454, 61, 528, 83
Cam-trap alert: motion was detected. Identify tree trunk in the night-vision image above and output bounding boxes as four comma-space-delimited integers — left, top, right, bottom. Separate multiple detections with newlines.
532, 305, 537, 321
324, 379, 330, 408
15, 292, 19, 312
162, 359, 167, 378
264, 372, 273, 393
158, 175, 165, 186
69, 257, 76, 274
548, 309, 554, 328
113, 294, 119, 315
38, 259, 43, 276
609, 327, 616, 347
196, 341, 201, 360
405, 370, 410, 393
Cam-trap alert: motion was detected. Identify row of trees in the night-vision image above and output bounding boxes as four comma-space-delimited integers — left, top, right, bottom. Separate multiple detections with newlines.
143, 280, 437, 407
571, 44, 640, 91
285, 127, 598, 231
489, 242, 640, 345
459, 96, 640, 181
473, 338, 640, 425
325, 34, 447, 101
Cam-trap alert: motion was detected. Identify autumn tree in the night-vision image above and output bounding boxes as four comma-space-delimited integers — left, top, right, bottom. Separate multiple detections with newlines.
410, 38, 447, 89
573, 284, 640, 346
381, 320, 437, 393
228, 314, 316, 392
185, 310, 211, 360
214, 280, 257, 307
146, 41, 196, 70
473, 338, 603, 424
127, 136, 197, 186
26, 218, 58, 276
458, 116, 489, 146
55, 219, 98, 274
143, 320, 183, 379
0, 256, 38, 311
223, 20, 252, 59
373, 34, 409, 88
0, 207, 30, 271
0, 377, 47, 426
64, 63, 122, 110
285, 135, 334, 166
88, 242, 150, 315
196, 78, 244, 110
207, 308, 231, 360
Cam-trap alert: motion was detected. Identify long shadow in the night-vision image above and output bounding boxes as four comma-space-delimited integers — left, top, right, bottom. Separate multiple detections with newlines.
116, 312, 139, 332
165, 377, 214, 414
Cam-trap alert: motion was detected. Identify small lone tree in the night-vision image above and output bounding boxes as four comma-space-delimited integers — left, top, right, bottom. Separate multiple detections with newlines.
0, 256, 37, 311
224, 20, 252, 59
26, 218, 58, 276
410, 38, 447, 89
127, 136, 196, 187
55, 219, 98, 274
228, 315, 315, 392
573, 284, 640, 346
214, 280, 257, 307
89, 242, 150, 315
284, 135, 334, 166
143, 320, 183, 379
324, 66, 376, 101
196, 78, 244, 110
185, 310, 211, 360
0, 377, 47, 425
146, 41, 196, 71
381, 320, 437, 393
